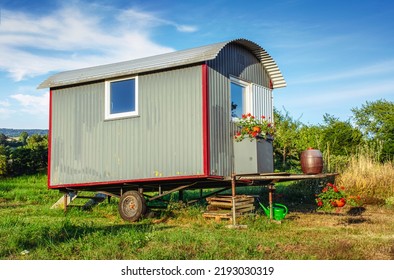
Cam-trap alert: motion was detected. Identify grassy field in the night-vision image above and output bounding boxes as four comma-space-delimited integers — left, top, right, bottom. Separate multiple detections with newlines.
1, 174, 393, 260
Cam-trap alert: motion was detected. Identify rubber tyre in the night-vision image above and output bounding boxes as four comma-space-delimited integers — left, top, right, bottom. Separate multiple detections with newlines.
118, 191, 147, 222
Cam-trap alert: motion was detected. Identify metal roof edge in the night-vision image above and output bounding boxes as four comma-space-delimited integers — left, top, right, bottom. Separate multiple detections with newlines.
38, 38, 286, 89
229, 38, 286, 89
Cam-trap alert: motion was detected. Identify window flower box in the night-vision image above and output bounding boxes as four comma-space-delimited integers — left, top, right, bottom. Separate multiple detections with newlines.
233, 137, 274, 174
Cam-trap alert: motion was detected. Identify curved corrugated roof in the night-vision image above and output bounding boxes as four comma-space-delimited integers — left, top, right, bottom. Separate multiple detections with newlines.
38, 38, 286, 89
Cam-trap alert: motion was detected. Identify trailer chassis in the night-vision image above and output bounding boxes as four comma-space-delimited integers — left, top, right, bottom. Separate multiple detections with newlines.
56, 172, 337, 222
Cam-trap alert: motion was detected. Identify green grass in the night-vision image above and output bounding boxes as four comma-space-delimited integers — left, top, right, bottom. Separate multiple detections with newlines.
1, 175, 393, 260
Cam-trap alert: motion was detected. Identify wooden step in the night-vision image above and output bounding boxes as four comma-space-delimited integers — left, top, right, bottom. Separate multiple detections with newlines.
203, 195, 255, 222
202, 211, 237, 222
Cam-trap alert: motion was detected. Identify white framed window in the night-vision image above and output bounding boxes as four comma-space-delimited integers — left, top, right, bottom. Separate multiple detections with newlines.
230, 76, 251, 121
105, 76, 139, 120
230, 77, 273, 122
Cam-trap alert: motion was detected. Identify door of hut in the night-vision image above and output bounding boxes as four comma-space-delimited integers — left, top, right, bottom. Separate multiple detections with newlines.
230, 80, 274, 174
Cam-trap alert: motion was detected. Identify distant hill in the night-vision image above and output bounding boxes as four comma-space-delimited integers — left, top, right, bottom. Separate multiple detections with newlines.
0, 128, 48, 137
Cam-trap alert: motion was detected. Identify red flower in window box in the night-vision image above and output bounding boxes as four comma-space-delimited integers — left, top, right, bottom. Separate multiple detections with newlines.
234, 113, 275, 142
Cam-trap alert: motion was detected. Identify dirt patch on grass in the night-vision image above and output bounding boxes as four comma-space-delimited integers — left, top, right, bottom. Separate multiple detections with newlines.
288, 205, 394, 259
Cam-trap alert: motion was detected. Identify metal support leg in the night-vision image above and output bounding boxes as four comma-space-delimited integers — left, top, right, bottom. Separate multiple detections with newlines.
63, 193, 68, 213
179, 190, 184, 202
268, 184, 275, 221
226, 174, 247, 229
231, 173, 236, 226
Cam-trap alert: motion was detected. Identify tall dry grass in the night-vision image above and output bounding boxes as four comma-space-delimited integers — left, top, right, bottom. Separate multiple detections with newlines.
336, 152, 394, 202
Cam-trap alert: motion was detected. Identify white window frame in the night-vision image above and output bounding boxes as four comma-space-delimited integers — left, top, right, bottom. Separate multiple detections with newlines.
105, 76, 139, 120
230, 76, 251, 121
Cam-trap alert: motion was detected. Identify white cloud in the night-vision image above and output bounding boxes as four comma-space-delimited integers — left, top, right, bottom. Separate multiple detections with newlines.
11, 91, 49, 115
291, 59, 394, 85
175, 24, 198, 33
0, 100, 11, 107
0, 3, 196, 81
0, 107, 16, 118
118, 8, 197, 33
282, 79, 394, 109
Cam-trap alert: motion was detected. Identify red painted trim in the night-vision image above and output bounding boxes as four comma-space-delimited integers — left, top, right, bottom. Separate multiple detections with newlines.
202, 64, 210, 176
48, 175, 224, 189
47, 89, 53, 189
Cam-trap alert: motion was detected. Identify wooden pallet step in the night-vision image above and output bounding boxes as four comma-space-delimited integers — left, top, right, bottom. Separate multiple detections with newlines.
203, 207, 253, 217
208, 205, 254, 212
207, 194, 253, 199
234, 204, 255, 210
209, 200, 255, 209
202, 211, 238, 222
208, 198, 254, 205
207, 196, 254, 203
204, 195, 255, 222
203, 211, 233, 218
203, 216, 232, 222
235, 205, 255, 213
206, 204, 255, 211
206, 201, 254, 206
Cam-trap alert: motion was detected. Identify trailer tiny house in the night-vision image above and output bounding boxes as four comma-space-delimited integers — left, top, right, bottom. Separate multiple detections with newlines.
39, 38, 288, 221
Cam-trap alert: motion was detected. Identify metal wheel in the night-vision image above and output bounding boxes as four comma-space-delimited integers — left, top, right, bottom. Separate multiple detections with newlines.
118, 191, 146, 222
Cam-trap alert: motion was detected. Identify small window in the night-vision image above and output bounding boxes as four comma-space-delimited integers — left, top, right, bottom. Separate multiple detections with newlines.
231, 82, 244, 119
105, 77, 138, 120
230, 77, 250, 121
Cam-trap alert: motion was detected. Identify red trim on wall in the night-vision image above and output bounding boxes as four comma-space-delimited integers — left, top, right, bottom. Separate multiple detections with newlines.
202, 64, 210, 176
48, 174, 224, 189
47, 89, 53, 189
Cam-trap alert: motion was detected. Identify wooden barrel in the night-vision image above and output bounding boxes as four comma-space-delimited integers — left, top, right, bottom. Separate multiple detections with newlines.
300, 148, 323, 174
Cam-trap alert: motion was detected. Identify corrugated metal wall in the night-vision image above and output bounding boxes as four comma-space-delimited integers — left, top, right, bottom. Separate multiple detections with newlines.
249, 84, 273, 122
50, 66, 203, 186
207, 43, 271, 177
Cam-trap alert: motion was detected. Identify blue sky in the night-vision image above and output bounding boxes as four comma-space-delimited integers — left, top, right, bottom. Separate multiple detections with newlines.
1, 0, 393, 129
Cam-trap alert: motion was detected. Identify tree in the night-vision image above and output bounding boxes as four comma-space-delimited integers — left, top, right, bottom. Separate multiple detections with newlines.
0, 133, 7, 146
352, 99, 394, 160
19, 131, 28, 145
321, 114, 363, 156
9, 134, 48, 175
273, 108, 302, 170
26, 134, 48, 173
9, 147, 32, 175
295, 124, 324, 152
0, 145, 7, 176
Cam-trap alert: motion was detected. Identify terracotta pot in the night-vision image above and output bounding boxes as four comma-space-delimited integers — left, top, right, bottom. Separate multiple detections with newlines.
300, 148, 323, 174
